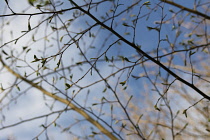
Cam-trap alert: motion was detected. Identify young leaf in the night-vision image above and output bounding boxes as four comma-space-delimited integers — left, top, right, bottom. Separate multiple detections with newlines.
76, 62, 83, 65
143, 1, 151, 6
65, 83, 72, 90
124, 57, 130, 62
147, 26, 160, 32
28, 20, 31, 31
60, 36, 64, 42
154, 105, 160, 111
16, 84, 20, 91
28, 0, 37, 6
102, 87, 107, 93
120, 81, 126, 86
2, 50, 8, 55
183, 109, 188, 118
123, 22, 129, 26
105, 56, 109, 62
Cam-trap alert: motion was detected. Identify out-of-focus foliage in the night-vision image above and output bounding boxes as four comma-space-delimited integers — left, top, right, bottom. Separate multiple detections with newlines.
0, 0, 210, 140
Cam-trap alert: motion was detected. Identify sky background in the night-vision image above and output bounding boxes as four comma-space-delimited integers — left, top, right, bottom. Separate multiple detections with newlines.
0, 0, 209, 140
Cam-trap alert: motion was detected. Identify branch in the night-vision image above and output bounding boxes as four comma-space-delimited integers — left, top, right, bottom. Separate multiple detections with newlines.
69, 0, 210, 101
0, 7, 78, 17
161, 0, 210, 20
0, 57, 119, 140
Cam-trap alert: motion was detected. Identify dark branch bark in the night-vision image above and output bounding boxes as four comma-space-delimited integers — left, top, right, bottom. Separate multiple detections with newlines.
69, 0, 210, 101
161, 0, 210, 20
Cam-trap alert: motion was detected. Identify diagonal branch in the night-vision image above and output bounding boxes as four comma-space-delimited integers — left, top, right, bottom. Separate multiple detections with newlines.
161, 0, 210, 20
0, 57, 119, 140
69, 0, 210, 101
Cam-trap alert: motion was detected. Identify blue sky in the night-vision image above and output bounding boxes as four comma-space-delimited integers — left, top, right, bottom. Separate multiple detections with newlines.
0, 0, 209, 139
